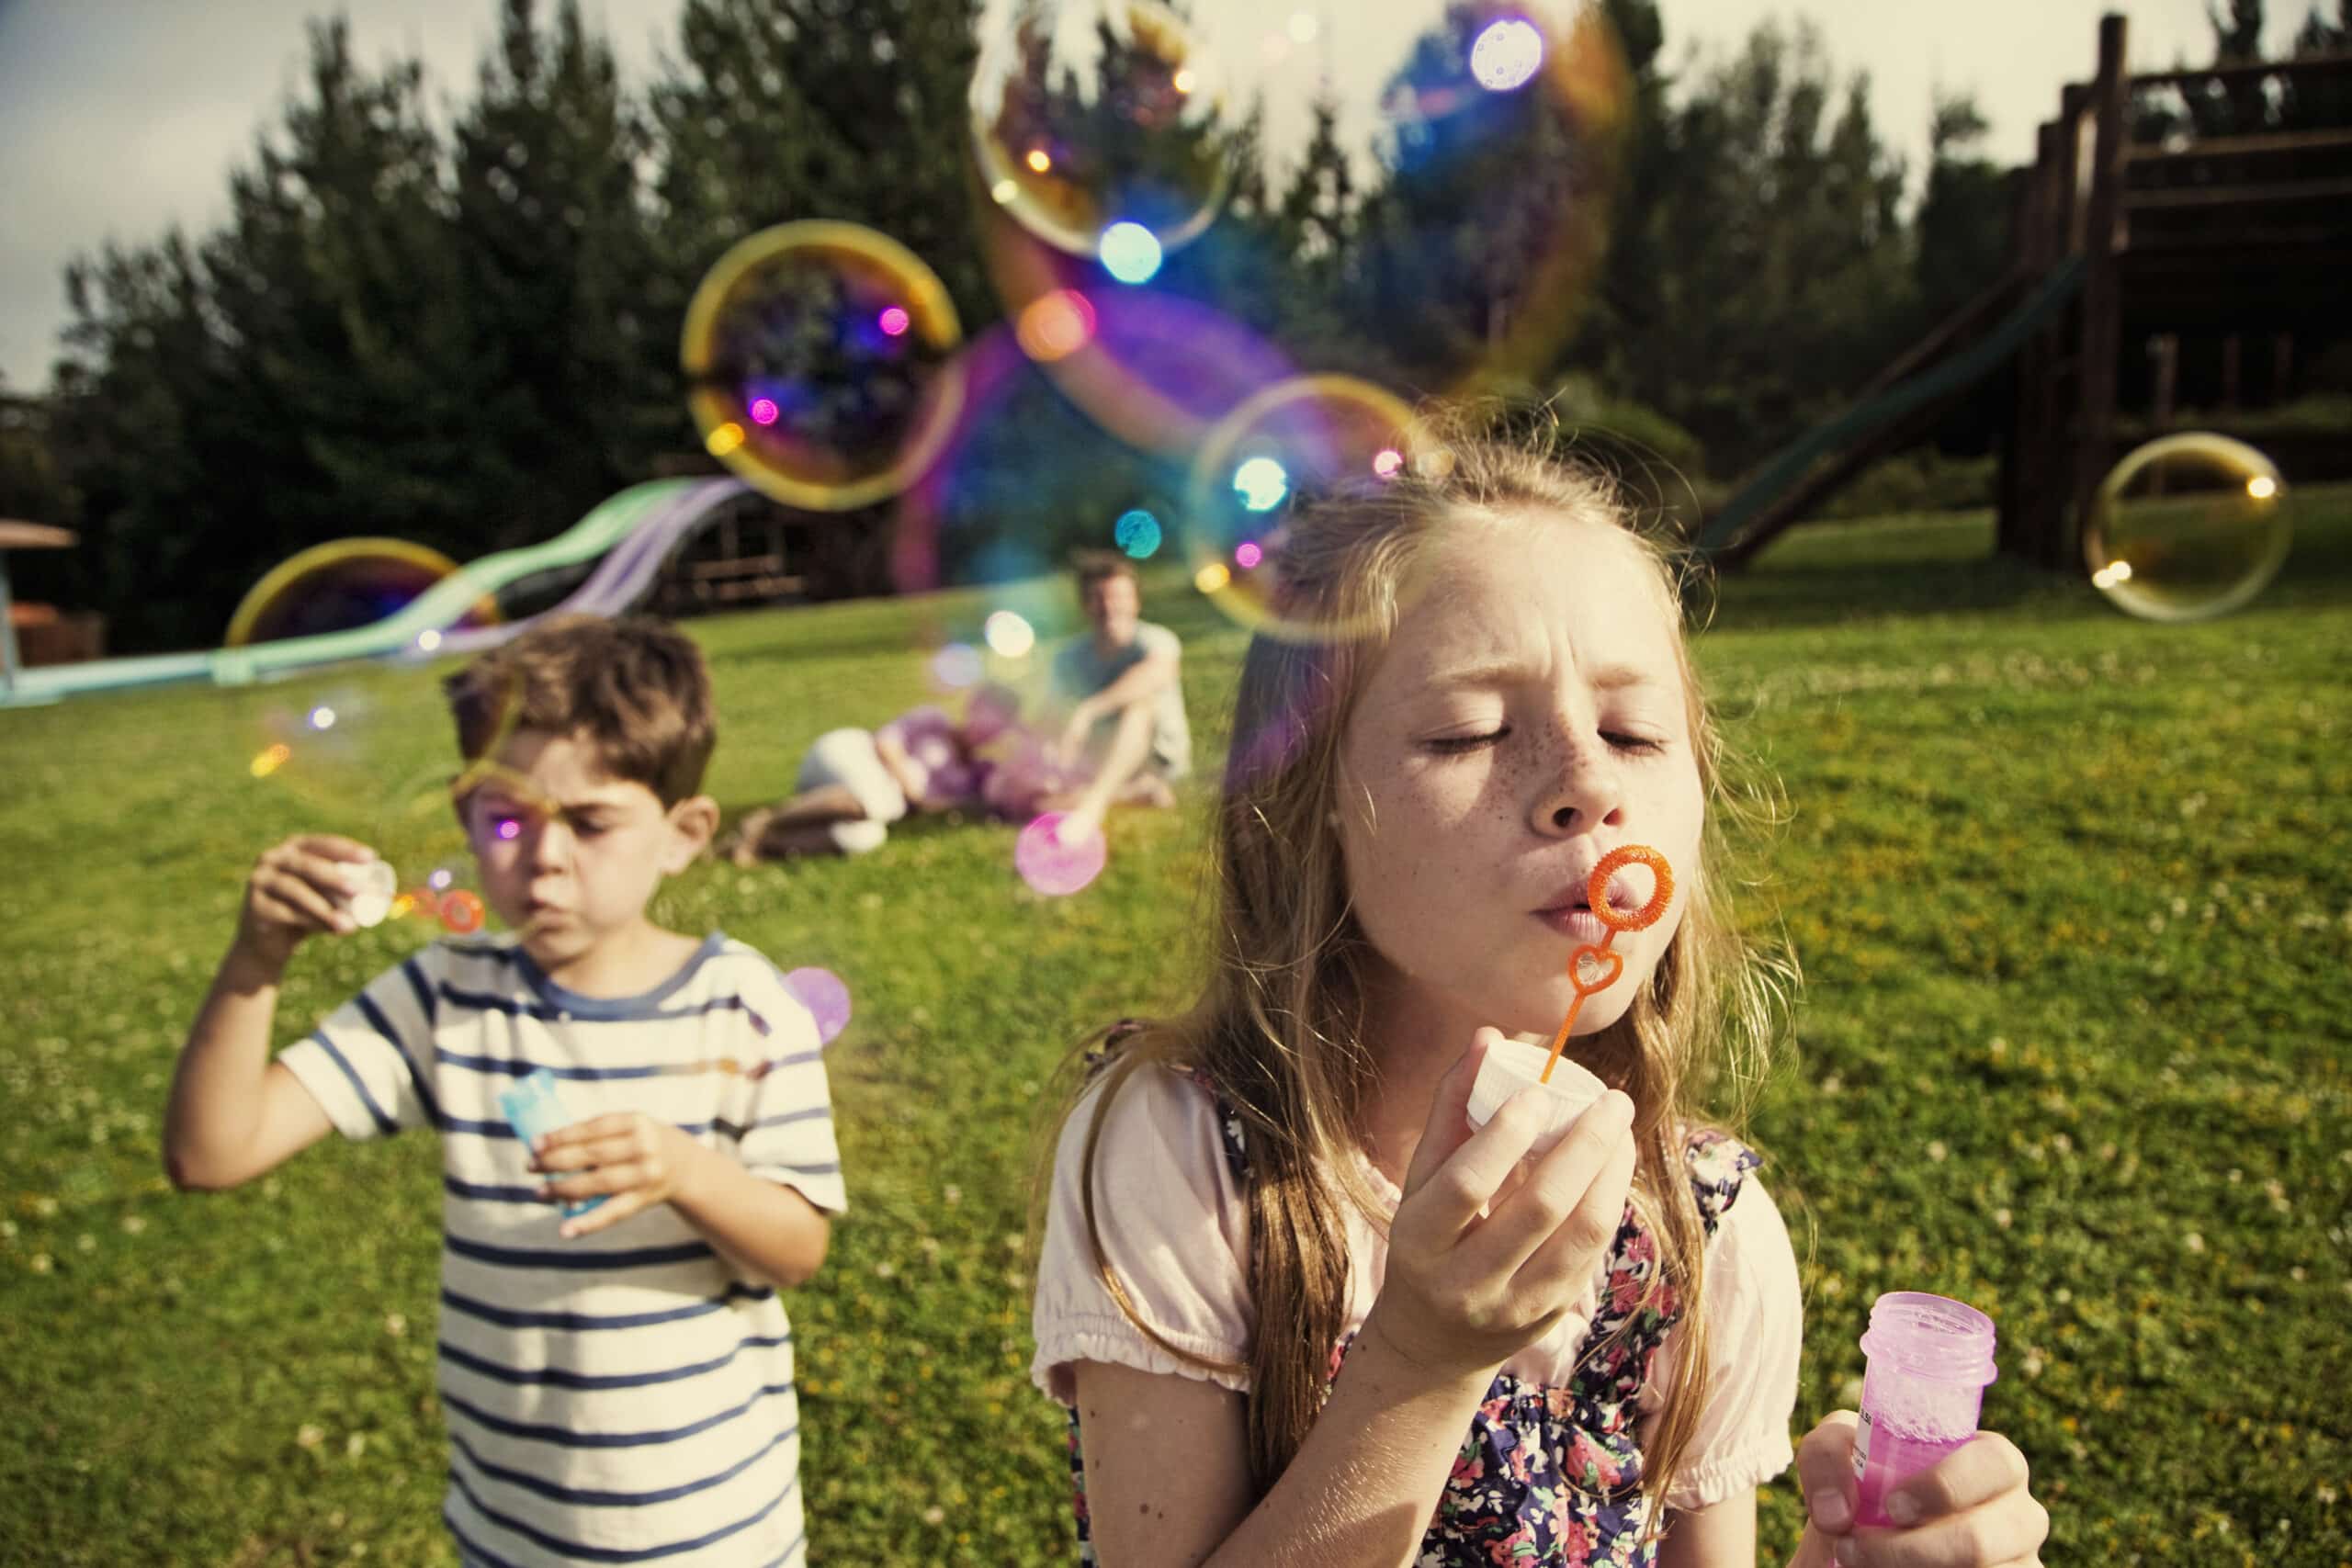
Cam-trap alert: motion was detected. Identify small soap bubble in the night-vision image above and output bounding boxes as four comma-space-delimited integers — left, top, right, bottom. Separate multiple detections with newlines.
931, 643, 986, 689
971, 0, 1231, 260
2085, 434, 2291, 622
1470, 17, 1545, 92
1098, 220, 1165, 285
681, 221, 965, 512
1015, 810, 1107, 897
783, 967, 853, 1046
1114, 508, 1163, 559
983, 610, 1037, 659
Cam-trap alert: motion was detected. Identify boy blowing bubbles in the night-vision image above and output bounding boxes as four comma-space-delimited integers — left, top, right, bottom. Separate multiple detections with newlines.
164, 615, 841, 1566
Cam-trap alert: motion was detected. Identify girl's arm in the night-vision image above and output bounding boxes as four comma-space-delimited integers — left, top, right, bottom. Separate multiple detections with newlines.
1656, 1491, 1758, 1568
1074, 1321, 1494, 1568
1071, 1033, 1641, 1568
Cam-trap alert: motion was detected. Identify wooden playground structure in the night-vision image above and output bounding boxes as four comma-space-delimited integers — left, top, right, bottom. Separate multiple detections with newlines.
1708, 12, 2351, 571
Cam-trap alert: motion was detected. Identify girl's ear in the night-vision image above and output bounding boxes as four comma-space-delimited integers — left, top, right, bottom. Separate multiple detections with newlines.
664, 795, 721, 871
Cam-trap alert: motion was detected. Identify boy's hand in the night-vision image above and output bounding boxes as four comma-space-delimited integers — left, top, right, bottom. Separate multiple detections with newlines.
233, 834, 380, 970
533, 1114, 712, 1239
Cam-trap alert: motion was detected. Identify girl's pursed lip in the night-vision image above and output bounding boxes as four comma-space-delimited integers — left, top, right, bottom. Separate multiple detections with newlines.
1533, 907, 1609, 939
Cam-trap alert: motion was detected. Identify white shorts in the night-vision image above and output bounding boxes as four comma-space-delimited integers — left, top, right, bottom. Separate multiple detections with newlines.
795, 728, 907, 854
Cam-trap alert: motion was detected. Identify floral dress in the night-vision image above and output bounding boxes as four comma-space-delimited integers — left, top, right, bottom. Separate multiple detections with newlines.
1063, 1039, 1760, 1568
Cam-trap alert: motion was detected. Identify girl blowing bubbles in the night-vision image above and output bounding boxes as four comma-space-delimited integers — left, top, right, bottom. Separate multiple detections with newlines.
1030, 432, 2048, 1567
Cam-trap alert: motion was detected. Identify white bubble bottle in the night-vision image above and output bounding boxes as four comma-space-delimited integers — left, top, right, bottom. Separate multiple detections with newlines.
1852, 1292, 1998, 1528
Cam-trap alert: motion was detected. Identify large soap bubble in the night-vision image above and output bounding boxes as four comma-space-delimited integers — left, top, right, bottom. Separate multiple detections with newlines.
681, 221, 965, 512
225, 539, 500, 649
971, 0, 1231, 261
1363, 1, 1630, 392
2085, 434, 2291, 622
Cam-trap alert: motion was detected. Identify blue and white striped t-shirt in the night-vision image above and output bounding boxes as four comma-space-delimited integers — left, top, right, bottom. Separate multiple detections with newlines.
278, 931, 845, 1568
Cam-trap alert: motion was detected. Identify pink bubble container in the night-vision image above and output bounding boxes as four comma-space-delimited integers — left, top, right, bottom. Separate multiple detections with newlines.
1852, 1292, 1997, 1529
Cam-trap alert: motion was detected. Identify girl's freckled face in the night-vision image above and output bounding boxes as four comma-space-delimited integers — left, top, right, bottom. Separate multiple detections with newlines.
1336, 518, 1705, 1043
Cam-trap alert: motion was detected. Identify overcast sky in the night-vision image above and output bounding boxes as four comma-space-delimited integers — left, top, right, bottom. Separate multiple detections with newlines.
0, 0, 2311, 391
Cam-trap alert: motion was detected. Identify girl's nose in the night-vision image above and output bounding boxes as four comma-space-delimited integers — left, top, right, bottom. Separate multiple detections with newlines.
1534, 736, 1624, 838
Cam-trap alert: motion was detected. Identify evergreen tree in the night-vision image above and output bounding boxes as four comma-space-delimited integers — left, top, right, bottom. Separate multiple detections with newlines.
647, 0, 989, 329
452, 0, 671, 548
1627, 22, 1916, 468
54, 20, 477, 650
1915, 93, 2008, 325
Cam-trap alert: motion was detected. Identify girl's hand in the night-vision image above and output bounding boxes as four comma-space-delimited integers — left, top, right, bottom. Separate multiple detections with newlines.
532, 1114, 713, 1239
1364, 1027, 1638, 1382
232, 834, 379, 970
1792, 1412, 2048, 1567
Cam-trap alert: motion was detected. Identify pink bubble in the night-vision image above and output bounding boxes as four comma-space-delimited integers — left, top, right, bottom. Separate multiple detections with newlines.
1373, 447, 1403, 479
749, 397, 781, 426
1015, 811, 1106, 897
878, 306, 911, 338
1234, 540, 1263, 570
783, 966, 853, 1046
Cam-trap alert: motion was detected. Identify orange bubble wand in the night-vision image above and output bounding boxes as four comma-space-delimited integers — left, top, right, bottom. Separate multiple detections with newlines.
1539, 844, 1675, 1086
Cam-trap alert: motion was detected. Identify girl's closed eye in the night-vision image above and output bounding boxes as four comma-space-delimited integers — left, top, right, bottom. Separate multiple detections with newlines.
1604, 729, 1668, 755
1427, 726, 1510, 755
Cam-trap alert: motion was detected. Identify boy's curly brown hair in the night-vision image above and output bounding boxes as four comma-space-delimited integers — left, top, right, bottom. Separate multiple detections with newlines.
441, 615, 717, 806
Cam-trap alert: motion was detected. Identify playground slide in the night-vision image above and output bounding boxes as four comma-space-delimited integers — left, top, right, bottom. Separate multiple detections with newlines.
1693, 256, 2088, 561
5, 476, 749, 706
421, 476, 749, 659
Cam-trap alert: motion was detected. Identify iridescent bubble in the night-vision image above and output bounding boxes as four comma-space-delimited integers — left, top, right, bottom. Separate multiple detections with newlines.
225, 539, 502, 648
783, 966, 853, 1046
893, 321, 1218, 595
1114, 508, 1163, 558
983, 609, 1037, 659
681, 221, 966, 512
1470, 17, 1546, 92
1367, 2, 1630, 391
2085, 434, 2292, 622
976, 209, 1299, 455
971, 0, 1231, 260
1015, 810, 1107, 896
1098, 220, 1165, 284
931, 642, 986, 689
1181, 375, 1441, 642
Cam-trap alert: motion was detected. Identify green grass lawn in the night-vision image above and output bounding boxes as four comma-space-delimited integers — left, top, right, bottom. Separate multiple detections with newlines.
3, 491, 2347, 1564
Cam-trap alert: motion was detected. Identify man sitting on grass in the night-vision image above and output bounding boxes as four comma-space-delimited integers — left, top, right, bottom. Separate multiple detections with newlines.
1037, 550, 1191, 846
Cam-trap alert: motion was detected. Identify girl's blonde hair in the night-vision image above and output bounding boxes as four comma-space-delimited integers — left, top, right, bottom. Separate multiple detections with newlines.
1045, 416, 1793, 1509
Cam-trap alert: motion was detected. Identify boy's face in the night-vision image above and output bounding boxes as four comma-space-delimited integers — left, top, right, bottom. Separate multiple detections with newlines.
458, 728, 716, 970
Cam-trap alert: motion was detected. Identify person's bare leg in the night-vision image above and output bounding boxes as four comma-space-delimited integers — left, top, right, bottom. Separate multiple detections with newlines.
1058, 702, 1158, 845
767, 783, 868, 826
720, 784, 872, 865
750, 819, 849, 860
